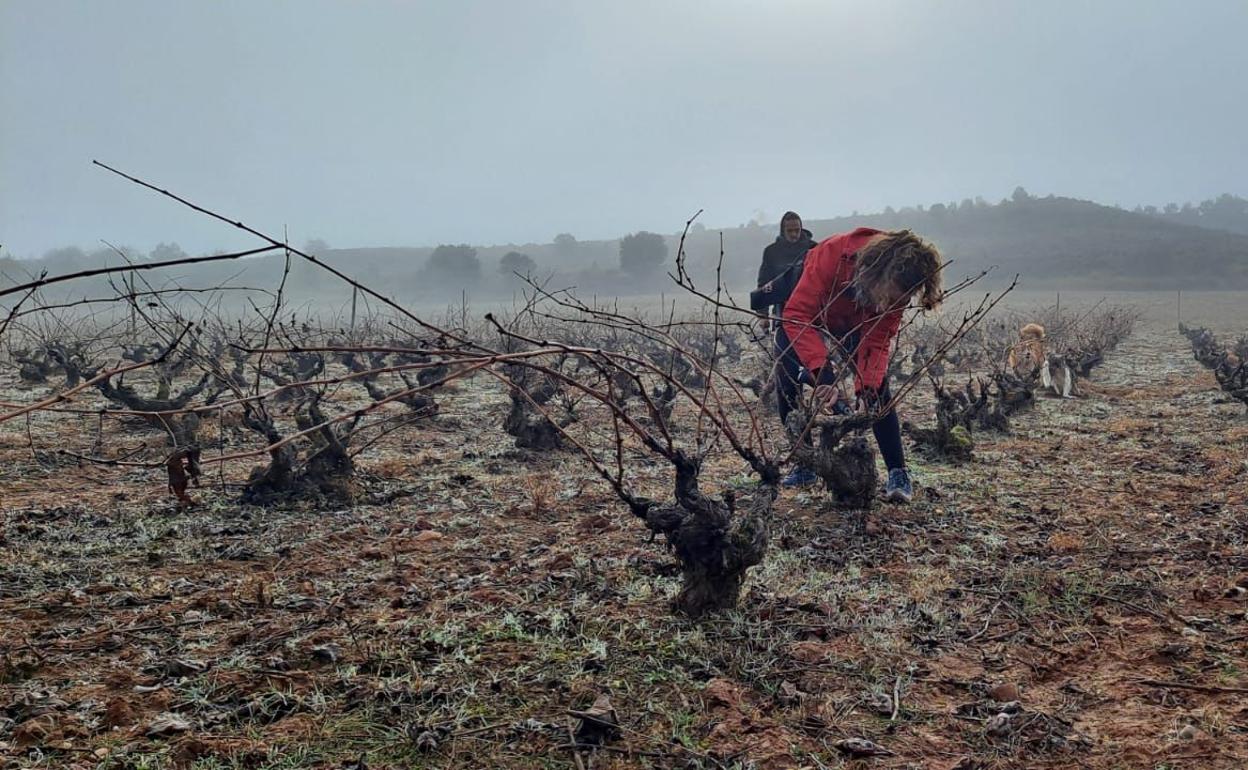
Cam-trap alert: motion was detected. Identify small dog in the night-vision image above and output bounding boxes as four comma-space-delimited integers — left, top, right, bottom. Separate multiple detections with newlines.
1044, 353, 1075, 398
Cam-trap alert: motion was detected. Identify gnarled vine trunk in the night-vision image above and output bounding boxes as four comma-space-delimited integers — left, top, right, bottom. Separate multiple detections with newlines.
787, 411, 878, 506
240, 397, 357, 505
631, 452, 776, 617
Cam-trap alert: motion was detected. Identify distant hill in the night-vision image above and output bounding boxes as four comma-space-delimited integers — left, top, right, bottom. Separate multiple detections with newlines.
6, 192, 1248, 307
1137, 193, 1248, 236
316, 194, 1248, 295
796, 194, 1248, 290
665, 193, 1248, 291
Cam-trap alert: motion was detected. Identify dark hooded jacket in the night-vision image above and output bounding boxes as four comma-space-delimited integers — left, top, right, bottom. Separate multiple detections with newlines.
758, 227, 816, 287
757, 223, 816, 318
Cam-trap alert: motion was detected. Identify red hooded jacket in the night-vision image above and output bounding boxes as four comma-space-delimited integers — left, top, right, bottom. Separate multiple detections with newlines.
781, 227, 901, 393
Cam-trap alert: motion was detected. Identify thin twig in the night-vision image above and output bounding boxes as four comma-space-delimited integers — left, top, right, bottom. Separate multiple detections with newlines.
0, 245, 280, 300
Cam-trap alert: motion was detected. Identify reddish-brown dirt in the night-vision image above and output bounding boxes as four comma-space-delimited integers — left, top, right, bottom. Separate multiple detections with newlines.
1, 300, 1246, 769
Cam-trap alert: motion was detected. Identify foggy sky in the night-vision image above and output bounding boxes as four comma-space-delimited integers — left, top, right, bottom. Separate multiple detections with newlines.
2, 0, 1247, 258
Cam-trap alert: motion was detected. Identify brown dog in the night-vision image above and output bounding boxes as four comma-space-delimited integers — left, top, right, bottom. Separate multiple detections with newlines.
1007, 323, 1047, 375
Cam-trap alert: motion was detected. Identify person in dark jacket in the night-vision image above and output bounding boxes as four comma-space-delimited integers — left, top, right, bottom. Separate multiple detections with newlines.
757, 212, 817, 462
757, 212, 817, 312
781, 227, 943, 500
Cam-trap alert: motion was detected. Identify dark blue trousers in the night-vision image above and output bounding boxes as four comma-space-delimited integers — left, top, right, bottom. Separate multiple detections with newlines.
774, 326, 906, 471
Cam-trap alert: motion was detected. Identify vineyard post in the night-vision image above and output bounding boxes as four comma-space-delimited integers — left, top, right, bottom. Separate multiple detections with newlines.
350, 286, 358, 339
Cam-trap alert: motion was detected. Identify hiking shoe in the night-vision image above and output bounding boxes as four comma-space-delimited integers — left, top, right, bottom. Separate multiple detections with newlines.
884, 468, 913, 503
782, 466, 819, 488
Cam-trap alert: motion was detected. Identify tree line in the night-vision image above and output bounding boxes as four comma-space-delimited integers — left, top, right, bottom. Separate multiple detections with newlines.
6, 189, 1248, 299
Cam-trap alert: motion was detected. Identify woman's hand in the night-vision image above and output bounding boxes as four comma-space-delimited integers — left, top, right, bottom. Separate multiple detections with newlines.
814, 384, 844, 412
816, 385, 855, 416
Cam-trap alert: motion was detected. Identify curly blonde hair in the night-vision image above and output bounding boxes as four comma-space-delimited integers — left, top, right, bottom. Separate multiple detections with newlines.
853, 229, 944, 312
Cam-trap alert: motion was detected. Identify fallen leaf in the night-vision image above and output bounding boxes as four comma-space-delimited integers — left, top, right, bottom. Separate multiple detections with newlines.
985, 712, 1013, 736
146, 714, 192, 737
406, 723, 451, 752
8, 689, 69, 721
834, 737, 893, 757
311, 644, 343, 664
866, 691, 894, 716
777, 680, 806, 706
571, 693, 620, 746
162, 658, 208, 678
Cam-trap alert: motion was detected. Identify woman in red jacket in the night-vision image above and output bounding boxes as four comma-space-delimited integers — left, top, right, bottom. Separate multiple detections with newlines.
780, 228, 943, 501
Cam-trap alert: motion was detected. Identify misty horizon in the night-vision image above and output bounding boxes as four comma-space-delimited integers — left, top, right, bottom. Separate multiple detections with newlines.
2, 187, 1246, 262
4, 1, 1248, 259
7, 189, 1248, 296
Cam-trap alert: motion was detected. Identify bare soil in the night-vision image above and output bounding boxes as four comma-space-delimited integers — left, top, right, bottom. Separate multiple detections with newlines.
2, 294, 1246, 770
